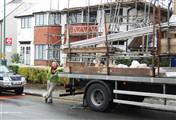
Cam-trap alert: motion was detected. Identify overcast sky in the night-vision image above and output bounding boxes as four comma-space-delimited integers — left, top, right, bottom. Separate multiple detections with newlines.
0, 0, 113, 10
34, 0, 114, 10
0, 0, 172, 10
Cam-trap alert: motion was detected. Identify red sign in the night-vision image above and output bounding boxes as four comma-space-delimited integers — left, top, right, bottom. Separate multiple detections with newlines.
6, 38, 12, 45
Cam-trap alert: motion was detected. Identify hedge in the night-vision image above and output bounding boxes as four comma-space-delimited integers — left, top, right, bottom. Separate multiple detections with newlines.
8, 65, 69, 85
8, 65, 19, 74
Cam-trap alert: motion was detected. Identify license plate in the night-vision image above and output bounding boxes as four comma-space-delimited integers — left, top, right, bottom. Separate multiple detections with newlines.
12, 82, 22, 85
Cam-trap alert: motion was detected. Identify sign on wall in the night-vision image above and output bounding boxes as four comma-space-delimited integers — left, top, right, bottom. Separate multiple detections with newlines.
6, 38, 12, 45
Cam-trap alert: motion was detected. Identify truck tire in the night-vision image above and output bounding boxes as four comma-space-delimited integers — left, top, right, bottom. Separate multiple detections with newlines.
15, 87, 24, 95
86, 83, 111, 112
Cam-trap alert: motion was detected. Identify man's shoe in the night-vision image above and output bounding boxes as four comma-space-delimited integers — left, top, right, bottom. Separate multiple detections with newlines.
45, 98, 48, 103
47, 99, 53, 103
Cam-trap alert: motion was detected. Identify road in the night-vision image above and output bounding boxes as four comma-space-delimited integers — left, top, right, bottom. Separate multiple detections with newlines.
0, 93, 176, 120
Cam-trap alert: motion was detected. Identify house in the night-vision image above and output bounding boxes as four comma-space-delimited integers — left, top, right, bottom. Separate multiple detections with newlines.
15, 0, 169, 66
63, 1, 168, 51
33, 11, 62, 66
15, 1, 61, 66
0, 0, 35, 65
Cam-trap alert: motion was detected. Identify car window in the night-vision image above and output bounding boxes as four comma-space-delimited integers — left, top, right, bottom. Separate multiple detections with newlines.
0, 66, 9, 73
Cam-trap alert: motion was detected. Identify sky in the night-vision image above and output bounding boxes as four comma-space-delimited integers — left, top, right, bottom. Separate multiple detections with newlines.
38, 0, 114, 10
0, 0, 112, 10
0, 0, 172, 12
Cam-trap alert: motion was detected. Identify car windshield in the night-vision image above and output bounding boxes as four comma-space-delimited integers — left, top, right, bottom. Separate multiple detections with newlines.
0, 66, 9, 73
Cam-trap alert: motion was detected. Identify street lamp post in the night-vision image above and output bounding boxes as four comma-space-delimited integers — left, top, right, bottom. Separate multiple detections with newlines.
3, 0, 6, 60
0, 0, 7, 65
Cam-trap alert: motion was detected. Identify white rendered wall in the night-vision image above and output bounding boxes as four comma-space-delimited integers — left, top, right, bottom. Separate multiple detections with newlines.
17, 16, 35, 65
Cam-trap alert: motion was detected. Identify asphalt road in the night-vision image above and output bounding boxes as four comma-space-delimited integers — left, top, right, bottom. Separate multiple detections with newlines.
1, 93, 176, 120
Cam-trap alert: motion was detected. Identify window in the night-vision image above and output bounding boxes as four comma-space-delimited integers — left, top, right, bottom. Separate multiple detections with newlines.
20, 46, 25, 64
49, 13, 61, 25
48, 45, 60, 60
83, 11, 97, 23
35, 45, 48, 60
69, 12, 82, 24
21, 17, 32, 28
26, 47, 30, 54
105, 9, 123, 23
35, 45, 60, 60
35, 14, 47, 26
113, 41, 125, 45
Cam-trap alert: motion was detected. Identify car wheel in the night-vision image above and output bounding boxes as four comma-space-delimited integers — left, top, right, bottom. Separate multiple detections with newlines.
15, 87, 24, 95
86, 83, 111, 112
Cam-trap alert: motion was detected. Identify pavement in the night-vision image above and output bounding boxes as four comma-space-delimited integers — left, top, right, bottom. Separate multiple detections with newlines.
24, 85, 83, 102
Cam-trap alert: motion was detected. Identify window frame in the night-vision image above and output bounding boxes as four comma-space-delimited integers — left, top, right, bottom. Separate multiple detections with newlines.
21, 17, 32, 29
69, 12, 82, 24
83, 11, 97, 23
35, 13, 47, 26
49, 13, 61, 25
35, 45, 48, 60
48, 45, 60, 60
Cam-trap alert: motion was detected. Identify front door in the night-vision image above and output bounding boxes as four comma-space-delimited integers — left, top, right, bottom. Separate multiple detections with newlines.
20, 45, 31, 65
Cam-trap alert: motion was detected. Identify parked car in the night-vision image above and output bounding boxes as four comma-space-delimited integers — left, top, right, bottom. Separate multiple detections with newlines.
0, 65, 26, 94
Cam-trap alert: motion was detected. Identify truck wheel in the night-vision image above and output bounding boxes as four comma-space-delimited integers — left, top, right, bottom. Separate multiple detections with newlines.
15, 87, 24, 95
86, 83, 111, 112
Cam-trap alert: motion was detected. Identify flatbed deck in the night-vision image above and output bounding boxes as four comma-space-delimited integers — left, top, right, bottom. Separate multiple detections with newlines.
58, 73, 176, 84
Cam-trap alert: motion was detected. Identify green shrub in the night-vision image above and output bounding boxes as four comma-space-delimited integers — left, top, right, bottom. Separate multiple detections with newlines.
11, 53, 20, 63
17, 67, 48, 84
160, 58, 170, 67
18, 67, 30, 81
8, 65, 19, 74
37, 70, 48, 84
16, 66, 67, 85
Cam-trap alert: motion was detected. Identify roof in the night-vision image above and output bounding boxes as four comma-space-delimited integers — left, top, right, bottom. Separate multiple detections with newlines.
15, 1, 58, 17
33, 10, 61, 15
0, 1, 22, 20
15, 0, 169, 18
62, 0, 168, 13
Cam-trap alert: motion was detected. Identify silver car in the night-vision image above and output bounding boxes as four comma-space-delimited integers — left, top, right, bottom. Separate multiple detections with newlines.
0, 65, 26, 95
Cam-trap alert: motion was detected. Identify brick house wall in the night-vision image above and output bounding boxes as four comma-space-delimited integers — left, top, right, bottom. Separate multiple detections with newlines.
34, 60, 55, 66
34, 25, 62, 45
34, 25, 62, 66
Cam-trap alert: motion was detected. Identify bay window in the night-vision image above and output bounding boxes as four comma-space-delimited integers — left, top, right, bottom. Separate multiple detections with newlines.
35, 45, 48, 60
35, 14, 47, 26
49, 13, 61, 25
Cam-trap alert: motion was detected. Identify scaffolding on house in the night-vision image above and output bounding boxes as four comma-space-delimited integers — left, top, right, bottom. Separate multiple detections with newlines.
64, 0, 173, 76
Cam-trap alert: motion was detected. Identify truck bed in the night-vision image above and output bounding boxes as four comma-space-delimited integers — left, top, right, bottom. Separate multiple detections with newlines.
58, 72, 176, 85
